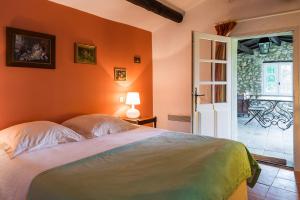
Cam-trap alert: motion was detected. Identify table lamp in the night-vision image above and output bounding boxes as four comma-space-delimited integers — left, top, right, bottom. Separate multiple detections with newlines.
126, 92, 140, 118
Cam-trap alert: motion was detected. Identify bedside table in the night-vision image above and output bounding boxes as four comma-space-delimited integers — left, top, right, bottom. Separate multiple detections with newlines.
123, 116, 157, 128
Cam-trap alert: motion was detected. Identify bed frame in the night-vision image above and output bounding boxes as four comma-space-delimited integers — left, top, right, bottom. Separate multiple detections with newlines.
229, 181, 248, 200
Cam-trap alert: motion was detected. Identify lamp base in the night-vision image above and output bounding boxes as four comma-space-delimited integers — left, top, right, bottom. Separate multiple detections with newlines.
126, 108, 140, 119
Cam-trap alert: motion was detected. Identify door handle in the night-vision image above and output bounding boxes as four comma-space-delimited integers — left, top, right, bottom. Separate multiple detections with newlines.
194, 88, 205, 112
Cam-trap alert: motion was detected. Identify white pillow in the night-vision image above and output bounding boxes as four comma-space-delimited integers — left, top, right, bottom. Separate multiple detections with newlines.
62, 114, 138, 138
0, 121, 84, 158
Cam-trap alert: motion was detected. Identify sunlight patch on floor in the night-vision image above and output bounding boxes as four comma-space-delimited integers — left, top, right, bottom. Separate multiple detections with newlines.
237, 116, 294, 167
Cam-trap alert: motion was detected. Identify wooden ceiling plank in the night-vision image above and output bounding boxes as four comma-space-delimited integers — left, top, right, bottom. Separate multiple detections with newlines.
280, 38, 293, 43
240, 38, 259, 46
248, 44, 259, 49
238, 43, 254, 55
270, 36, 282, 46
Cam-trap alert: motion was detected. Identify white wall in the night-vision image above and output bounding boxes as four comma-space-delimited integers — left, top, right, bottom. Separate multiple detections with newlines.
152, 0, 300, 169
153, 0, 300, 132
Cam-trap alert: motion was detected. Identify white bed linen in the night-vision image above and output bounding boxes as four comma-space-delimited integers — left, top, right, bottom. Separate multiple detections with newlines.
0, 126, 167, 200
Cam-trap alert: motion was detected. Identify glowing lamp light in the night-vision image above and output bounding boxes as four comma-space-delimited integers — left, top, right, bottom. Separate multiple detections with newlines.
125, 92, 140, 118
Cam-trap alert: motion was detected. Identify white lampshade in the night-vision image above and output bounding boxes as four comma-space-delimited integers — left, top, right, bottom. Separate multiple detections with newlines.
126, 92, 140, 105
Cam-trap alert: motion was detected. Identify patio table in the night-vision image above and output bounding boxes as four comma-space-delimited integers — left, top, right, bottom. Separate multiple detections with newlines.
245, 95, 293, 130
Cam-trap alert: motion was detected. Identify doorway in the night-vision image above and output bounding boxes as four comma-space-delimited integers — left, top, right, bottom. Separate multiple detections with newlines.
235, 32, 294, 167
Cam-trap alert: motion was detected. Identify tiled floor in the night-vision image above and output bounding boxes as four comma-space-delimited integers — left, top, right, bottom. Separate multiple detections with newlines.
248, 163, 300, 200
237, 116, 294, 166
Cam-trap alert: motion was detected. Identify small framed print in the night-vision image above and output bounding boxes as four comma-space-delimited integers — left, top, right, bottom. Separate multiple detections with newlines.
134, 55, 141, 63
74, 43, 96, 64
114, 67, 127, 81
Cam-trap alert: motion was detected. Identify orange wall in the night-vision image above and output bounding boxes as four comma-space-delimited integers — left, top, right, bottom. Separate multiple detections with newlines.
0, 0, 153, 129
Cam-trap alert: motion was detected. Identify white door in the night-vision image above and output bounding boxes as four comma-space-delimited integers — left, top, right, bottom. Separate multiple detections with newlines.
192, 32, 232, 139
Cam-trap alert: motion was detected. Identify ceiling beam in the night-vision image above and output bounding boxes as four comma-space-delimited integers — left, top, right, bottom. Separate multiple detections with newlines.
280, 38, 293, 43
238, 43, 254, 55
240, 38, 259, 46
270, 36, 282, 46
248, 44, 259, 49
126, 0, 183, 23
280, 36, 293, 39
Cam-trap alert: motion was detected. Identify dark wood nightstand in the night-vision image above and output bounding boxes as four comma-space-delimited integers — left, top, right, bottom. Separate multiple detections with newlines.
123, 116, 157, 128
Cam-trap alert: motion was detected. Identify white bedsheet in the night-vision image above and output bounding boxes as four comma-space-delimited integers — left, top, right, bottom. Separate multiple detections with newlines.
0, 126, 167, 200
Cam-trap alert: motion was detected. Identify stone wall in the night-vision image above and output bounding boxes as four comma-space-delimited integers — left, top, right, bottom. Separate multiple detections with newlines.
237, 41, 293, 94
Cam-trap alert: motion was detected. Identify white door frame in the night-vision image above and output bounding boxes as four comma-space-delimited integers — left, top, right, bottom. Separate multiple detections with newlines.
231, 27, 300, 170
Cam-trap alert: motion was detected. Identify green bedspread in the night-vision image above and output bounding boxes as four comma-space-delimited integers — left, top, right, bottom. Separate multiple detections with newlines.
28, 133, 260, 200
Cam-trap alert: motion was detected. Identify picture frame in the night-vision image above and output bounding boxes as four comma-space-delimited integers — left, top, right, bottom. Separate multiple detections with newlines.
6, 27, 56, 69
134, 55, 141, 63
114, 67, 127, 81
74, 43, 97, 64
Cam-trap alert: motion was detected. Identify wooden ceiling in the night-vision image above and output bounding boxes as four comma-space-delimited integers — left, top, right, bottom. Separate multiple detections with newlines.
238, 36, 293, 55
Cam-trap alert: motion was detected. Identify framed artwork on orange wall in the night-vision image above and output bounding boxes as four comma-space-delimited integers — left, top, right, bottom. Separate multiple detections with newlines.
74, 43, 97, 64
6, 27, 56, 69
114, 67, 127, 81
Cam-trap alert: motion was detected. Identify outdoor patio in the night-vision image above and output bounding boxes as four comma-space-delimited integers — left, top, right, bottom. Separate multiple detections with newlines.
237, 116, 294, 167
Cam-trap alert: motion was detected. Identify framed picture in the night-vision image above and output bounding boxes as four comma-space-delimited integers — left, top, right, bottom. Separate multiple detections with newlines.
6, 27, 56, 69
114, 67, 127, 81
134, 55, 141, 63
74, 43, 96, 64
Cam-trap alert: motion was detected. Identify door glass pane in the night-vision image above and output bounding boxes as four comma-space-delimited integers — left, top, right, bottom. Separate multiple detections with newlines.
215, 63, 226, 81
279, 63, 293, 96
199, 39, 212, 59
263, 63, 278, 95
215, 85, 226, 103
199, 84, 212, 104
199, 62, 213, 81
214, 41, 226, 60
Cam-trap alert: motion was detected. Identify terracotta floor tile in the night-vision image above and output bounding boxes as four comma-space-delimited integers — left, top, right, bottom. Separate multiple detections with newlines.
265, 187, 298, 200
248, 183, 269, 199
258, 173, 276, 186
257, 165, 279, 186
277, 168, 297, 182
248, 192, 266, 200
259, 164, 280, 175
272, 177, 298, 192
249, 164, 300, 200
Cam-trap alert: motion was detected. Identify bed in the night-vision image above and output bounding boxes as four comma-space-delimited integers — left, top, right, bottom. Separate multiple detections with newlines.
0, 125, 260, 200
